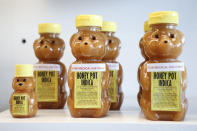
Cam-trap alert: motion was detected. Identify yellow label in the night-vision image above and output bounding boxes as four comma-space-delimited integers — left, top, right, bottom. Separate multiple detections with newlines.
151, 71, 181, 111
12, 94, 28, 115
108, 70, 117, 103
35, 71, 58, 102
74, 71, 101, 108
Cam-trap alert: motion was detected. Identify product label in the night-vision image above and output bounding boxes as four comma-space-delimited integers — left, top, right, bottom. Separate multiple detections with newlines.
147, 62, 184, 111
72, 64, 106, 108
34, 64, 60, 102
12, 94, 28, 115
107, 63, 119, 103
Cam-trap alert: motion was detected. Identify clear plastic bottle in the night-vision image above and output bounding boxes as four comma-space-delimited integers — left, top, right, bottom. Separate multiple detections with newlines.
68, 15, 110, 117
33, 23, 67, 109
101, 21, 123, 110
10, 64, 37, 118
138, 11, 187, 121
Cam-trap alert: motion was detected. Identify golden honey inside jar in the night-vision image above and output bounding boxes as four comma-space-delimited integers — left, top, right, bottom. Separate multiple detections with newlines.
101, 21, 123, 110
68, 15, 110, 117
33, 23, 67, 109
10, 64, 37, 118
137, 20, 150, 106
138, 11, 188, 121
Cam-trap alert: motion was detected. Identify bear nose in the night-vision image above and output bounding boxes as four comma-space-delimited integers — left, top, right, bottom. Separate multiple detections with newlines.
164, 40, 168, 43
84, 42, 88, 45
44, 45, 48, 48
19, 83, 23, 86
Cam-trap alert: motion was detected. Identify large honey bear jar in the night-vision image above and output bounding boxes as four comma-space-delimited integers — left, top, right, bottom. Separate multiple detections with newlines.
138, 11, 187, 121
101, 21, 123, 110
33, 23, 67, 109
10, 64, 37, 118
68, 15, 110, 117
137, 21, 150, 106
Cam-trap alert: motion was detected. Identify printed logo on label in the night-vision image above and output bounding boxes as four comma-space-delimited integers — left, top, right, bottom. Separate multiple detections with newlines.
72, 64, 103, 108
147, 63, 184, 72
34, 64, 59, 102
12, 94, 28, 115
147, 63, 183, 111
72, 64, 106, 72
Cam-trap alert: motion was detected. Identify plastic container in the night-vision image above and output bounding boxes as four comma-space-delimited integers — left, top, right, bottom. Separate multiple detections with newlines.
138, 11, 187, 121
68, 15, 110, 117
33, 23, 67, 109
101, 21, 123, 110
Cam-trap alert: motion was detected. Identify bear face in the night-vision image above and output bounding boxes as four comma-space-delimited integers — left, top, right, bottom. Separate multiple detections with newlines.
33, 36, 65, 61
70, 31, 107, 60
12, 77, 34, 91
103, 36, 120, 60
142, 27, 185, 59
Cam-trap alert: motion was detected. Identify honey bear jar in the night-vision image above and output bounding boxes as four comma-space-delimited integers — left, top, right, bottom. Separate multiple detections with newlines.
101, 21, 123, 110
10, 64, 37, 118
138, 11, 187, 121
33, 23, 67, 109
68, 15, 110, 117
137, 20, 150, 106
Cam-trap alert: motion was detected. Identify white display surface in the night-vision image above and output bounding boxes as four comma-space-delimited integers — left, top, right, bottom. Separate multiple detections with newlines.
0, 108, 197, 131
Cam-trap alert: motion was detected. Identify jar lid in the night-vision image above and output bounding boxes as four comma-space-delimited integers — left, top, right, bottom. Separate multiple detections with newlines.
144, 20, 150, 32
101, 21, 117, 32
76, 15, 103, 27
149, 11, 179, 25
38, 23, 61, 34
15, 64, 33, 77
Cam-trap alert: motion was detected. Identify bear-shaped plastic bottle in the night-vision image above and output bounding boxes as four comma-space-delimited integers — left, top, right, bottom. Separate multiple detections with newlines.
137, 21, 150, 106
101, 21, 123, 110
10, 64, 37, 118
68, 15, 110, 117
138, 11, 187, 121
33, 23, 67, 109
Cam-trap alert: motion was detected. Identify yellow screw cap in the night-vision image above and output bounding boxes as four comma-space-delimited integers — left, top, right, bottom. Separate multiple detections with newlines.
15, 64, 33, 77
101, 21, 117, 32
38, 23, 61, 34
76, 15, 103, 27
144, 21, 150, 32
149, 11, 179, 25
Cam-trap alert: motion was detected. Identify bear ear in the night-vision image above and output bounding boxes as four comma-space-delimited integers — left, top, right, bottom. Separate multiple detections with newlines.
178, 30, 185, 45
142, 31, 152, 46
59, 38, 65, 50
69, 33, 78, 46
140, 35, 147, 50
33, 39, 39, 46
99, 33, 108, 46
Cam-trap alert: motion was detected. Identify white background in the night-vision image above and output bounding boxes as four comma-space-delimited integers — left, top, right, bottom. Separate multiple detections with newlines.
0, 0, 196, 114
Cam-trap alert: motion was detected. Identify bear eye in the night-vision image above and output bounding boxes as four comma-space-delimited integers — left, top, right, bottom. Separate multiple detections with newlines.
170, 33, 175, 38
92, 36, 96, 40
51, 40, 55, 44
78, 36, 82, 40
17, 79, 19, 82
40, 40, 44, 44
109, 40, 112, 44
23, 79, 26, 82
155, 34, 159, 39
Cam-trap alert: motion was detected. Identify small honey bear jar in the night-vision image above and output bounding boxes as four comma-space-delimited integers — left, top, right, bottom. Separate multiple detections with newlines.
10, 64, 37, 118
101, 21, 123, 110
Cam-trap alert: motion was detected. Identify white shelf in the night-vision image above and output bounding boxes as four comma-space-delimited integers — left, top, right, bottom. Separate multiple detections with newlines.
0, 108, 197, 131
